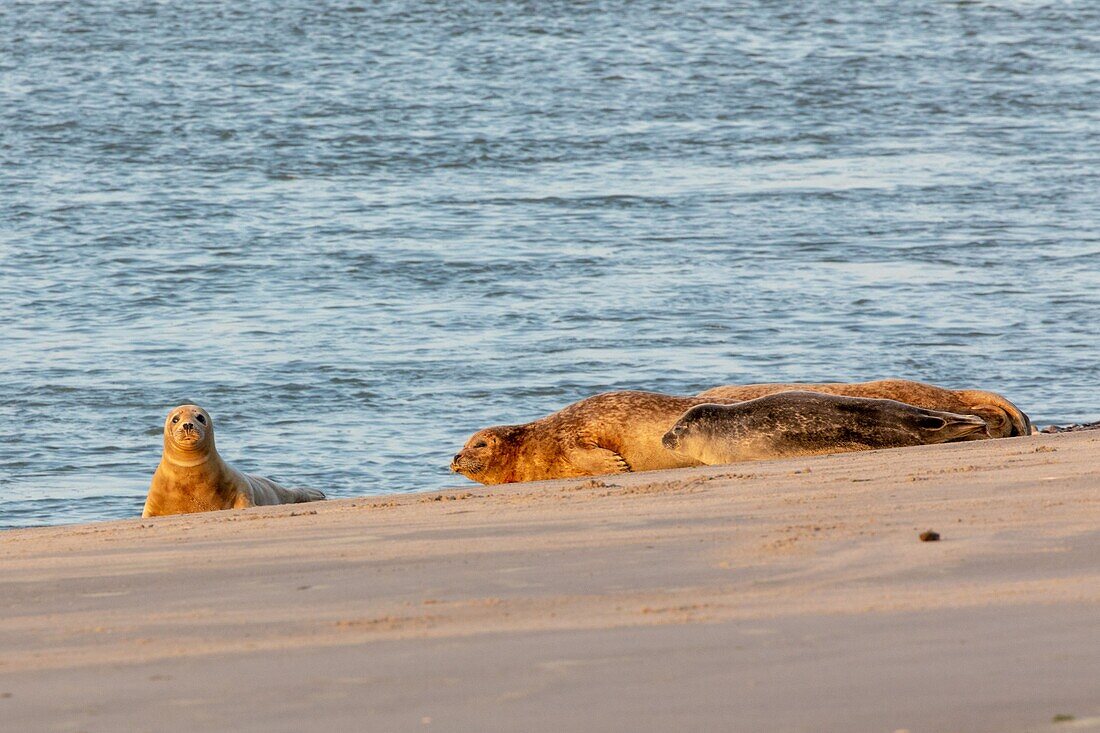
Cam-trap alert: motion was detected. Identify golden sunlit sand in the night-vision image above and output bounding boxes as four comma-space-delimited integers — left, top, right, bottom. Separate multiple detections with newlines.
2, 431, 1098, 731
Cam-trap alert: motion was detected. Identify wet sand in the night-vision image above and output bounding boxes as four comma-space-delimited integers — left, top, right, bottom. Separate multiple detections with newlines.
2, 431, 1098, 732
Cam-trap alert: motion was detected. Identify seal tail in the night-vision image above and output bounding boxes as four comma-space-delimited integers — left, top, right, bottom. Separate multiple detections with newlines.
918, 412, 990, 442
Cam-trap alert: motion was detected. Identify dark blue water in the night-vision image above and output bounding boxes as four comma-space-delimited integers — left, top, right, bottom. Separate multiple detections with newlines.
2, 1, 1098, 529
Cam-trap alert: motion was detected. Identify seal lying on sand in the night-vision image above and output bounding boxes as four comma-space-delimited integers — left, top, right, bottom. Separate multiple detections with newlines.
142, 404, 325, 517
451, 391, 739, 485
697, 379, 1030, 438
662, 391, 990, 465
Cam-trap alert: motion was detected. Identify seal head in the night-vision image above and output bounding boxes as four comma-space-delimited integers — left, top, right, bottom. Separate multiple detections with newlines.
663, 404, 725, 452
451, 426, 526, 485
163, 404, 215, 462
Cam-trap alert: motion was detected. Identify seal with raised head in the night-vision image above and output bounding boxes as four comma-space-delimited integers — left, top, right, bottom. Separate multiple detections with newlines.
697, 379, 1030, 438
450, 390, 739, 485
142, 404, 325, 517
662, 391, 990, 465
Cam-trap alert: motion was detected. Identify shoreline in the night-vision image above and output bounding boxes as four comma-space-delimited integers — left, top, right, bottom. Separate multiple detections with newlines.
5, 420, 1094, 533
2, 431, 1099, 731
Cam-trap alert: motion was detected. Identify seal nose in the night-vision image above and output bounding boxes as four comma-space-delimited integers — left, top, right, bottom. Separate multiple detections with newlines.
182, 422, 194, 430
662, 430, 678, 450
453, 453, 462, 463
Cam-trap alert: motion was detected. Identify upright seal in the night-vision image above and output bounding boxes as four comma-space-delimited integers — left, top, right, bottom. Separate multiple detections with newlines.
697, 379, 1030, 438
662, 391, 990, 465
142, 404, 325, 517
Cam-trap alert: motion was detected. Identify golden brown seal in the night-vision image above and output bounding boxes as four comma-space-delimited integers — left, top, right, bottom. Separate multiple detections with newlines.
662, 391, 989, 465
450, 391, 737, 485
697, 379, 1030, 438
142, 404, 325, 517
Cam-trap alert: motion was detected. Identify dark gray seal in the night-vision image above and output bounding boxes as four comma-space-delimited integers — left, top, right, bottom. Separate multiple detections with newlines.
697, 379, 1031, 438
661, 391, 989, 465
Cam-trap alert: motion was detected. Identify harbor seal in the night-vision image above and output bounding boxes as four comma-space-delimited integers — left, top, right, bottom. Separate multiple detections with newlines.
450, 391, 739, 485
697, 379, 1030, 438
142, 404, 325, 517
662, 391, 990, 465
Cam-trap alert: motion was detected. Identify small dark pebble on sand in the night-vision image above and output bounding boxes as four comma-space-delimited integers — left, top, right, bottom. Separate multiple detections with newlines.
919, 530, 940, 542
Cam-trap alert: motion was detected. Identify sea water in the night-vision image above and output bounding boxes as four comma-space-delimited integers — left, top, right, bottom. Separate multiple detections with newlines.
2, 0, 1098, 527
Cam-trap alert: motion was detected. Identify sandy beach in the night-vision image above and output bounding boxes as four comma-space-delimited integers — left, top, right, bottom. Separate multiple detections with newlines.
2, 431, 1098, 732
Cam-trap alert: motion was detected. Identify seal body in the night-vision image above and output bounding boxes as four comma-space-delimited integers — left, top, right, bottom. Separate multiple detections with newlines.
697, 379, 1030, 439
662, 391, 990, 465
142, 404, 325, 517
450, 391, 739, 485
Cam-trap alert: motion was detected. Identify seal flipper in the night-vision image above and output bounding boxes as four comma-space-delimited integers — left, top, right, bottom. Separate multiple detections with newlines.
269, 483, 325, 504
291, 487, 326, 503
568, 445, 633, 477
917, 412, 989, 442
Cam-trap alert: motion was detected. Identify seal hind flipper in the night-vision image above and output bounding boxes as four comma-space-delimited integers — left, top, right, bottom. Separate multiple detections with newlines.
292, 488, 326, 503
920, 411, 989, 441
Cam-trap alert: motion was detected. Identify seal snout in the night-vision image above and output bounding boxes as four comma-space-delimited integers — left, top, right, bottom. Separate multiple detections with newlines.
662, 426, 683, 451
170, 416, 207, 449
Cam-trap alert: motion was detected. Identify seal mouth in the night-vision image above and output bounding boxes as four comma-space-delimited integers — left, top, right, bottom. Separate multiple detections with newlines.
172, 428, 204, 447
451, 457, 483, 477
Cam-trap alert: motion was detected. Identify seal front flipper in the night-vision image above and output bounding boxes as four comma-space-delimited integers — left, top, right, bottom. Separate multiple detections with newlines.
567, 445, 633, 477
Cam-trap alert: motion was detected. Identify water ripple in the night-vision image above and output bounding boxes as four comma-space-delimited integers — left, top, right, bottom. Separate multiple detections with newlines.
2, 0, 1098, 528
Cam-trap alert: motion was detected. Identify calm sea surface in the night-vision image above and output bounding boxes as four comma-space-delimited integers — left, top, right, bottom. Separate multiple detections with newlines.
2, 1, 1098, 529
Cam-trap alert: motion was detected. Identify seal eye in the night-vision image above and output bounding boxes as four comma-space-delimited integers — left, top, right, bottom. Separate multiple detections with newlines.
171, 416, 180, 424
196, 414, 206, 424
473, 441, 488, 449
